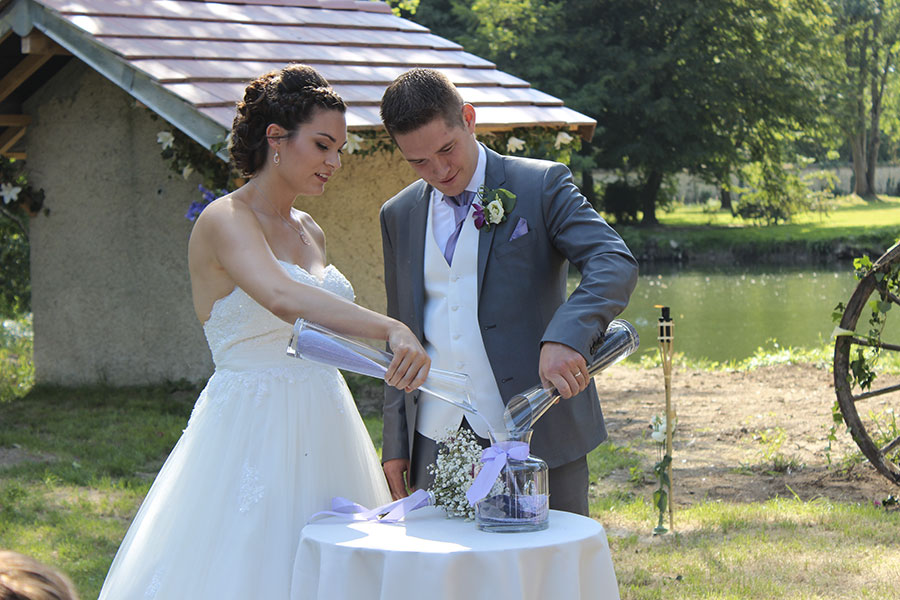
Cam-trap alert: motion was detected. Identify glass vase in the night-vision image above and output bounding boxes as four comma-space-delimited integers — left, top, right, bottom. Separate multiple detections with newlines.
475, 430, 549, 533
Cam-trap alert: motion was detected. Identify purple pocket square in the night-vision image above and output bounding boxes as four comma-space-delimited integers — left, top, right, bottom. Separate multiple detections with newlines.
509, 217, 529, 241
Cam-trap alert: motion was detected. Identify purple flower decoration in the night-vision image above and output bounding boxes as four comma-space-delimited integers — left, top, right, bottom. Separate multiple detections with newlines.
186, 184, 226, 222
472, 203, 486, 229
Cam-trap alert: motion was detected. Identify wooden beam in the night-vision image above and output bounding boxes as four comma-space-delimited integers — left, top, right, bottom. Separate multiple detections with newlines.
0, 54, 52, 104
1, 152, 27, 160
0, 126, 26, 154
0, 115, 31, 127
21, 31, 69, 56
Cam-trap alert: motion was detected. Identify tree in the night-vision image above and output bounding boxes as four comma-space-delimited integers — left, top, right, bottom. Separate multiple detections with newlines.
825, 0, 900, 198
413, 1, 830, 225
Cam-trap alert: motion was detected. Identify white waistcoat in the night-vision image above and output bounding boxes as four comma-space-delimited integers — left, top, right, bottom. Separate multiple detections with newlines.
416, 203, 505, 440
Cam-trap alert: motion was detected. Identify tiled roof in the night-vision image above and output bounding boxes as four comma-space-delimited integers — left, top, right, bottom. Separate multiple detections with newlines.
3, 0, 595, 153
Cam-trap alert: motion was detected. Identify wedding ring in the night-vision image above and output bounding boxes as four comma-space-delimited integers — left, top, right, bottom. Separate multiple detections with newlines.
573, 372, 583, 378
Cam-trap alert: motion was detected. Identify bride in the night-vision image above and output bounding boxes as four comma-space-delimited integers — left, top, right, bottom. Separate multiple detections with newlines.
98, 64, 430, 599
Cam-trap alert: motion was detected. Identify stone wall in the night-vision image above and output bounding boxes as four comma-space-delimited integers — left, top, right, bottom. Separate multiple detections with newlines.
303, 144, 416, 314
25, 60, 417, 385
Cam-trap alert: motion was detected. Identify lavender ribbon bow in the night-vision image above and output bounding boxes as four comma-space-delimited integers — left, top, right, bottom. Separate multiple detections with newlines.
465, 441, 530, 506
307, 488, 433, 524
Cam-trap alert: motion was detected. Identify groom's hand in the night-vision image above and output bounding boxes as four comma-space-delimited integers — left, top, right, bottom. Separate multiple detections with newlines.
383, 458, 411, 500
539, 342, 590, 399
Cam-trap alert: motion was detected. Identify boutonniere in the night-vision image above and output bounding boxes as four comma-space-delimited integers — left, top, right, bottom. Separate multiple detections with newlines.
473, 185, 516, 231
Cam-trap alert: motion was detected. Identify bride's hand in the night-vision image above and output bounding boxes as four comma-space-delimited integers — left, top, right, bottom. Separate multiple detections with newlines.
385, 324, 430, 392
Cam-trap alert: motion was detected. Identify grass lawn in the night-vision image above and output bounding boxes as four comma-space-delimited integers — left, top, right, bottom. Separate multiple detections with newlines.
1, 384, 898, 599
616, 195, 900, 260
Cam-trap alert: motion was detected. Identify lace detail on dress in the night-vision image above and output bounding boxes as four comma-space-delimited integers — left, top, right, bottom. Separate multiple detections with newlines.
202, 263, 354, 371
144, 566, 164, 599
238, 461, 265, 513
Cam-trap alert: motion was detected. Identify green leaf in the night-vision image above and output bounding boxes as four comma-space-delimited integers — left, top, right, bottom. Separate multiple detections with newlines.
654, 488, 668, 514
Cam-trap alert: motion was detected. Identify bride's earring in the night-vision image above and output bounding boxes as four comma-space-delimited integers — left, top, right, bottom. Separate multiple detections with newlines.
273, 150, 280, 166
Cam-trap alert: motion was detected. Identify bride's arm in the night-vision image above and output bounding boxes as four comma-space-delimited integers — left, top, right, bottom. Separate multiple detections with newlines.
191, 198, 430, 390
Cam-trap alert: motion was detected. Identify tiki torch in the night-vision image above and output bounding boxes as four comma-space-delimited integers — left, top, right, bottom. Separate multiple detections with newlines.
657, 305, 675, 532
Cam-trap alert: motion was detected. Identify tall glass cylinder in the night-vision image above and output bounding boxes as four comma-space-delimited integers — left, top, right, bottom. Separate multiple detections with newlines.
287, 319, 479, 416
502, 319, 639, 435
474, 430, 549, 533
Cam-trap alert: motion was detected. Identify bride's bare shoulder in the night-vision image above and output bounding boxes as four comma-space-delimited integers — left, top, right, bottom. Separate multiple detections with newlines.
192, 193, 258, 234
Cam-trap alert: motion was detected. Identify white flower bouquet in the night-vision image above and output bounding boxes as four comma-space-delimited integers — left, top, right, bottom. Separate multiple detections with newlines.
428, 428, 504, 520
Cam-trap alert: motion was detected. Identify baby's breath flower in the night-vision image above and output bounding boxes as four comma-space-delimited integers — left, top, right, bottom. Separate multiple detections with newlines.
428, 428, 504, 520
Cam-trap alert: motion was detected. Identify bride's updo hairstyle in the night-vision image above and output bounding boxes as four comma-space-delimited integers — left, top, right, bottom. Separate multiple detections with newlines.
230, 64, 346, 177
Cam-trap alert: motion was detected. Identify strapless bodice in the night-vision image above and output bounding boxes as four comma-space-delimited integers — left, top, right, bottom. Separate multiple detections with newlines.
202, 262, 354, 370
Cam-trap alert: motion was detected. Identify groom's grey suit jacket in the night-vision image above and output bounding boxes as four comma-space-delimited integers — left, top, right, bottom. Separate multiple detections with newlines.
380, 144, 638, 473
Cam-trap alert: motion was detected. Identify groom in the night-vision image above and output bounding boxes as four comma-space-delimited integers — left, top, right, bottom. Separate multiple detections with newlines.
379, 68, 638, 515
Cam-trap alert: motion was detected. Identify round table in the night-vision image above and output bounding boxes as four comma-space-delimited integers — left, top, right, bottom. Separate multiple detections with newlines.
293, 506, 619, 600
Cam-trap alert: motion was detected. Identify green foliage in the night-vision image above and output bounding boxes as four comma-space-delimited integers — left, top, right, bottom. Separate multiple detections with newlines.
822, 0, 900, 197
0, 221, 30, 317
601, 180, 641, 224
380, 0, 420, 17
0, 157, 46, 317
414, 0, 834, 225
0, 315, 33, 402
733, 156, 837, 225
834, 251, 900, 392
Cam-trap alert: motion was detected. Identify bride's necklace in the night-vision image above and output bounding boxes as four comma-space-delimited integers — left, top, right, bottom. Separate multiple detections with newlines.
250, 179, 311, 246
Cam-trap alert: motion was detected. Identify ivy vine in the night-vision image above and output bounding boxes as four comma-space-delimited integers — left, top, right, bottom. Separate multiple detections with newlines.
0, 156, 47, 237
153, 120, 581, 222
832, 252, 900, 392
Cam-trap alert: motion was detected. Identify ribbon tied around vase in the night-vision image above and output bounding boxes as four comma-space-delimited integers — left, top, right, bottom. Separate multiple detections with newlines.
307, 488, 434, 524
465, 441, 530, 506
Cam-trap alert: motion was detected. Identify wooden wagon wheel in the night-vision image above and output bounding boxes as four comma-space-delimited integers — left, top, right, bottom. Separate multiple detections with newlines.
833, 241, 900, 486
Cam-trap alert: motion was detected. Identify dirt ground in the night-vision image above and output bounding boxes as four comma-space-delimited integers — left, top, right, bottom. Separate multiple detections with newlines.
595, 363, 900, 507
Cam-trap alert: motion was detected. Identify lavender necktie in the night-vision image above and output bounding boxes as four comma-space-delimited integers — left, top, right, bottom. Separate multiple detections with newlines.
443, 190, 475, 266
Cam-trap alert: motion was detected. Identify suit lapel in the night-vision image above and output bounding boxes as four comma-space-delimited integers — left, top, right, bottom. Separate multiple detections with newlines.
407, 184, 430, 339
477, 146, 506, 300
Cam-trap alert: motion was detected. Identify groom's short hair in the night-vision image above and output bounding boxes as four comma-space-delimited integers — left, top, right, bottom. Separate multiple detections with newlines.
380, 68, 465, 138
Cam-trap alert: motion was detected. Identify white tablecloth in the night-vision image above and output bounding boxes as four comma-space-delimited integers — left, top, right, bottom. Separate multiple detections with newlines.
294, 506, 619, 600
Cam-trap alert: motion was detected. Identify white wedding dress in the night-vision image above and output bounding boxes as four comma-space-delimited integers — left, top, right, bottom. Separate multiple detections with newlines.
98, 262, 391, 599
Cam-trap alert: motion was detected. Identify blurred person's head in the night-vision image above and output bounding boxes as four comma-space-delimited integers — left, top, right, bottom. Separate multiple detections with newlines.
0, 551, 79, 600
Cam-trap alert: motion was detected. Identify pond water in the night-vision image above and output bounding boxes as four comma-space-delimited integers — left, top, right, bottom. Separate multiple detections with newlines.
584, 263, 891, 363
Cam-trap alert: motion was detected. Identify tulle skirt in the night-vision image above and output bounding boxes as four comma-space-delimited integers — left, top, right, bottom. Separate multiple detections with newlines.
98, 363, 390, 599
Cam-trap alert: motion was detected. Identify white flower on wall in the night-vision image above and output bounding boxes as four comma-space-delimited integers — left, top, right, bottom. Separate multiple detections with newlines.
182, 164, 194, 179
506, 136, 526, 153
157, 131, 175, 150
346, 133, 364, 155
1, 182, 22, 205
554, 131, 574, 149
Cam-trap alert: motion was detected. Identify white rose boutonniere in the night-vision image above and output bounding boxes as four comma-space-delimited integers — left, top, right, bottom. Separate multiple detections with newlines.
473, 185, 516, 232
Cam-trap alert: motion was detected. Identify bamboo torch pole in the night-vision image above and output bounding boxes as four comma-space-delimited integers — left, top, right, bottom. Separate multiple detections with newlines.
657, 305, 675, 532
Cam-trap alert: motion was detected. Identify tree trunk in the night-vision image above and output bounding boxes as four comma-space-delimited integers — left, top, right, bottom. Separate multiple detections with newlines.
864, 39, 894, 200
719, 186, 732, 212
865, 130, 881, 199
850, 133, 869, 197
640, 170, 663, 225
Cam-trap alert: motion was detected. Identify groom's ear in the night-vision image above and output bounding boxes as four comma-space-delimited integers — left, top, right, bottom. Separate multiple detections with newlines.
461, 104, 477, 134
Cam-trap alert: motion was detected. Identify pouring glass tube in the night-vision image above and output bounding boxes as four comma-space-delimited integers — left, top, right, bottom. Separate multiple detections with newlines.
501, 319, 640, 436
286, 319, 479, 417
